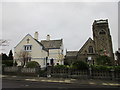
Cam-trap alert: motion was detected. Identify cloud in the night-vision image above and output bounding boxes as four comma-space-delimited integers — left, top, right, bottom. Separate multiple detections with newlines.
2, 2, 118, 54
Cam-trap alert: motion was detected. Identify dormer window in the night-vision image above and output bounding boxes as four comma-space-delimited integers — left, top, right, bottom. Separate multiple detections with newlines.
24, 45, 32, 51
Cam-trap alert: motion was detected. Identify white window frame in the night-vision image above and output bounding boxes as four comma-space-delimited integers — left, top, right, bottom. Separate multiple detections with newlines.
24, 45, 32, 51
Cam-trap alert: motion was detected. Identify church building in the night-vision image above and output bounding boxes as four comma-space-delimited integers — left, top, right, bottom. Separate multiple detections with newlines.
65, 19, 114, 65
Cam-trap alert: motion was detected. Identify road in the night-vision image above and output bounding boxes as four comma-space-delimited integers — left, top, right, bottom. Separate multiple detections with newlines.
2, 79, 120, 89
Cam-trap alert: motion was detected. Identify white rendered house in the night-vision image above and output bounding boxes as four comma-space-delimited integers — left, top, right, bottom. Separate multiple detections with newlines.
14, 32, 64, 68
41, 35, 64, 66
14, 32, 48, 69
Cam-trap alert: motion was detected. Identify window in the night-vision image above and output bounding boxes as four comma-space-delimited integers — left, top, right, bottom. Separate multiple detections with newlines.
99, 30, 106, 35
88, 46, 94, 53
30, 46, 32, 50
24, 45, 32, 51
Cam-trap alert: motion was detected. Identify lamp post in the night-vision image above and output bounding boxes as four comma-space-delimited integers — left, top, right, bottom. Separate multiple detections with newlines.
88, 56, 92, 79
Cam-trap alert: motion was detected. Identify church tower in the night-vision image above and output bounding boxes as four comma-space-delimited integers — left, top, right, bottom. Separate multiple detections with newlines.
92, 19, 114, 62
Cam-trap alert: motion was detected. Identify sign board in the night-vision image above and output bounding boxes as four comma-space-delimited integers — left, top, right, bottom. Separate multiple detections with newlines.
88, 57, 92, 60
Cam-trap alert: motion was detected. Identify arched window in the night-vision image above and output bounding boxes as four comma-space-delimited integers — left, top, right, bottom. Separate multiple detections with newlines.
99, 30, 106, 35
88, 46, 94, 53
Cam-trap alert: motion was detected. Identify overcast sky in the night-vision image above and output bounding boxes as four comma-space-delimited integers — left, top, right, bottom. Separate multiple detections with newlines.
1, 1, 118, 55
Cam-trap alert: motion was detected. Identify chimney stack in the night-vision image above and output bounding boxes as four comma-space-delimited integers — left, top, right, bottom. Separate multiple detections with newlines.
34, 32, 38, 40
46, 34, 50, 41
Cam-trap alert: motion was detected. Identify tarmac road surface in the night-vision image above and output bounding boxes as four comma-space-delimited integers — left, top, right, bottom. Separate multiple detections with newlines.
2, 79, 120, 89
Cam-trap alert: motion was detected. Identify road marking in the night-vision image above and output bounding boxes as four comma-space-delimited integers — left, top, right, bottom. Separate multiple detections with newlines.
25, 85, 29, 87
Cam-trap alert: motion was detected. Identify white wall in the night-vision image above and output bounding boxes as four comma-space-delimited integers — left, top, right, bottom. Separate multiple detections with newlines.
48, 48, 64, 65
14, 34, 48, 68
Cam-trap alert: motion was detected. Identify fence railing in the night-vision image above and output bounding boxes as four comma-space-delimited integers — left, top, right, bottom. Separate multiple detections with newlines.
47, 67, 120, 81
2, 66, 120, 81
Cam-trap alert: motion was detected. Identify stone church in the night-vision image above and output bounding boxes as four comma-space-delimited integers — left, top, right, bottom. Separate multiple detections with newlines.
65, 19, 114, 65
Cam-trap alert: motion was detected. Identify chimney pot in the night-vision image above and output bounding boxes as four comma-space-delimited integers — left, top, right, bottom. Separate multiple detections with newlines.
46, 34, 50, 41
34, 32, 38, 40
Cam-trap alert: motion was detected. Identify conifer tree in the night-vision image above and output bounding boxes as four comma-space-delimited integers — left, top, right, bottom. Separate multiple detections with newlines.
8, 50, 13, 60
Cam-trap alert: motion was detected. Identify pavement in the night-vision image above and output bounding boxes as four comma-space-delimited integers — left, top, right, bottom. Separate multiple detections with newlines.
1, 75, 120, 87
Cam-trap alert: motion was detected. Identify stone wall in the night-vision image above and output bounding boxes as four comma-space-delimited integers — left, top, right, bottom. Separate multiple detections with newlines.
3, 66, 40, 76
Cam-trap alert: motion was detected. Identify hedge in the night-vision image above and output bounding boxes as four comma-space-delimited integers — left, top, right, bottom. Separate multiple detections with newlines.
91, 65, 120, 72
26, 61, 40, 68
2, 60, 13, 66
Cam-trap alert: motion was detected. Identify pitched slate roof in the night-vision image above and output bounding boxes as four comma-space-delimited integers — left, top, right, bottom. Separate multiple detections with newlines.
34, 39, 48, 51
66, 51, 78, 57
14, 34, 48, 52
41, 39, 62, 49
14, 34, 36, 48
78, 37, 95, 53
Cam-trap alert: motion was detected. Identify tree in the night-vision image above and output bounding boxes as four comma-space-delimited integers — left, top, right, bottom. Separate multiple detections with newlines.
2, 53, 9, 60
8, 50, 13, 60
13, 61, 18, 66
96, 55, 112, 66
0, 39, 10, 52
0, 39, 10, 46
17, 51, 31, 67
72, 61, 89, 70
1, 53, 13, 66
2, 60, 13, 66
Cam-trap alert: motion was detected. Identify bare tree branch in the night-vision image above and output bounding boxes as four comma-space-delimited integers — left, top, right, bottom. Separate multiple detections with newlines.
17, 51, 31, 67
0, 39, 10, 46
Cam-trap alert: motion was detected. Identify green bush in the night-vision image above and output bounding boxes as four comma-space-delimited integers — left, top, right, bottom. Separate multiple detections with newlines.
72, 61, 89, 70
39, 70, 47, 77
114, 66, 120, 72
26, 61, 40, 68
91, 65, 113, 71
54, 65, 68, 69
2, 60, 13, 66
91, 65, 120, 72
96, 55, 112, 65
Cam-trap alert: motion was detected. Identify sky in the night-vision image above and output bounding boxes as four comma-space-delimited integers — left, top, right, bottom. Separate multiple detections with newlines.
1, 1, 118, 55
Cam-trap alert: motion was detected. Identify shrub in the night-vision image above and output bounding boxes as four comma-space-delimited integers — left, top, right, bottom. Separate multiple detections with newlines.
96, 55, 112, 66
91, 65, 120, 72
72, 61, 89, 70
26, 61, 40, 68
39, 70, 47, 77
91, 65, 113, 71
54, 65, 68, 69
114, 66, 120, 72
2, 60, 13, 66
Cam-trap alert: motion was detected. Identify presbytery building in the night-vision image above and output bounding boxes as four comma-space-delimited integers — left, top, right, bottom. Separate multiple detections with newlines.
14, 32, 64, 69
